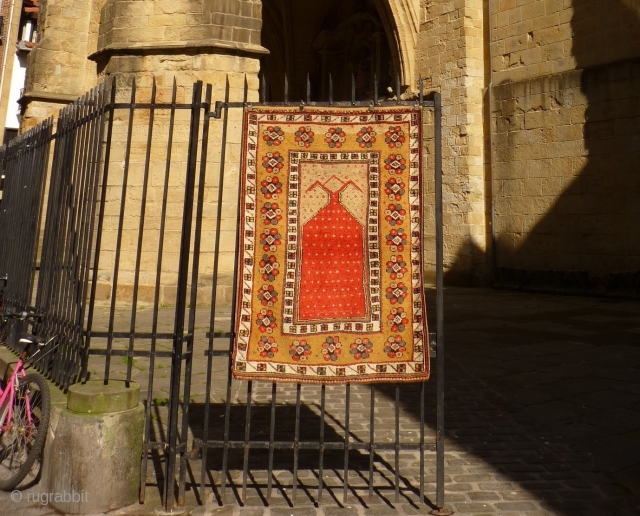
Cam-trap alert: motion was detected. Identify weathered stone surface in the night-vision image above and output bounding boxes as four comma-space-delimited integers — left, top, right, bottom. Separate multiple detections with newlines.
47, 403, 145, 513
67, 380, 140, 414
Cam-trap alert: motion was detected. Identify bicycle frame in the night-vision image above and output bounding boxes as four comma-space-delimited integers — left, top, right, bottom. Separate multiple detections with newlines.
0, 359, 29, 433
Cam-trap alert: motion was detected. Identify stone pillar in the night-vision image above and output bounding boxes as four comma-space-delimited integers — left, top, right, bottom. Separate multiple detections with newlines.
417, 0, 489, 285
87, 0, 266, 306
20, 0, 97, 131
0, 0, 25, 141
91, 0, 265, 95
46, 381, 144, 514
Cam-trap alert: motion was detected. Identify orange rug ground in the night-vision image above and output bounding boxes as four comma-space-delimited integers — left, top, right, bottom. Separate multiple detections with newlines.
233, 107, 429, 383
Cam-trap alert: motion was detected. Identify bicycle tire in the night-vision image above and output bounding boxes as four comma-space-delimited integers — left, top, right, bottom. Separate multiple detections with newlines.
0, 373, 50, 490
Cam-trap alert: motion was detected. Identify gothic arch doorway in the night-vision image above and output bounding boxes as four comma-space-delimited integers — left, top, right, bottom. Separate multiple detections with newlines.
260, 0, 415, 102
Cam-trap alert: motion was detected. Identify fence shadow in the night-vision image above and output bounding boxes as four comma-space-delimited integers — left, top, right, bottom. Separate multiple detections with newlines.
185, 400, 436, 508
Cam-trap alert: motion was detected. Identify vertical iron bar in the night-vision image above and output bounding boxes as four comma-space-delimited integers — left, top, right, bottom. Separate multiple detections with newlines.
84, 78, 117, 380
318, 385, 326, 504
201, 76, 231, 497
329, 73, 333, 105
59, 93, 92, 389
284, 74, 289, 105
78, 84, 109, 383
434, 91, 445, 511
48, 104, 78, 383
140, 78, 178, 504
164, 80, 203, 512
374, 73, 378, 105
241, 381, 253, 502
420, 380, 425, 503
306, 72, 311, 104
351, 73, 356, 105
36, 114, 67, 357
219, 76, 241, 504
292, 383, 302, 505
368, 385, 375, 501
419, 82, 428, 505
62, 92, 96, 389
49, 103, 81, 384
396, 74, 401, 104
395, 386, 400, 503
59, 97, 88, 384
127, 79, 157, 387
267, 382, 276, 503
178, 82, 212, 507
343, 383, 350, 504
33, 122, 58, 313
104, 80, 137, 383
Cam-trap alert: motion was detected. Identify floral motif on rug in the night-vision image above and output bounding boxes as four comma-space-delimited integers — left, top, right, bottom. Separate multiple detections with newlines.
233, 107, 429, 384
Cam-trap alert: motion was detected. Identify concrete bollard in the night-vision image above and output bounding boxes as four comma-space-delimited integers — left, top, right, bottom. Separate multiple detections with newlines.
46, 380, 144, 514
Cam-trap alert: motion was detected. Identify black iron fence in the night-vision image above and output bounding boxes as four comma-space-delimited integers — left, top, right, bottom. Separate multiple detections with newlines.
0, 119, 53, 312
0, 76, 446, 514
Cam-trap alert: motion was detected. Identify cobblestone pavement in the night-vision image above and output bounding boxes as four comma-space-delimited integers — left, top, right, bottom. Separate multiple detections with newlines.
2, 287, 640, 515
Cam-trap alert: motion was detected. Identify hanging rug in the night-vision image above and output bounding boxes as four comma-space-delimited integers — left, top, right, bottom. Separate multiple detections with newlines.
233, 106, 429, 384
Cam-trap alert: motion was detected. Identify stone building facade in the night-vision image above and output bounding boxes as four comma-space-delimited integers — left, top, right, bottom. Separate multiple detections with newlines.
11, 0, 640, 299
0, 0, 38, 144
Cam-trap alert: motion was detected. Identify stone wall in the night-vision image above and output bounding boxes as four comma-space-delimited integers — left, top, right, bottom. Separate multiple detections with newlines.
491, 0, 640, 293
491, 0, 640, 83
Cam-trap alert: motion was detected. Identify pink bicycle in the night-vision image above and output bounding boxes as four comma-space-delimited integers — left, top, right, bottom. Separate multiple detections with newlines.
0, 310, 54, 490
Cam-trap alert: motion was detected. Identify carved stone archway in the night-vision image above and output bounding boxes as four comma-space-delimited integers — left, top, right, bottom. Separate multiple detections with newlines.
260, 0, 418, 101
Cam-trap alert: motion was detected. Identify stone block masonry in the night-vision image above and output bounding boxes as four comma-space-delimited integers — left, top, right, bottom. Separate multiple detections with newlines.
492, 58, 640, 288
488, 0, 640, 293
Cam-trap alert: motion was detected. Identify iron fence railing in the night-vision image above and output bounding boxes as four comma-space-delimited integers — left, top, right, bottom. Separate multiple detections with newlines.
0, 119, 53, 313
0, 75, 447, 514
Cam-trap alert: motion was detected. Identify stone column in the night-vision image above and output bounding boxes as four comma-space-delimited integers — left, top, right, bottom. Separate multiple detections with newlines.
88, 0, 266, 307
417, 0, 489, 285
20, 0, 97, 131
91, 0, 265, 100
0, 0, 26, 141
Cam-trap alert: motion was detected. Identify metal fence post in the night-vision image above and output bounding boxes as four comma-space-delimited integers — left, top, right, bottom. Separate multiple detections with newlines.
164, 81, 204, 511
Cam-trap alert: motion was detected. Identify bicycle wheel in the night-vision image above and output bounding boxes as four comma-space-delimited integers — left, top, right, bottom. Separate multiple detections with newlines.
0, 373, 50, 490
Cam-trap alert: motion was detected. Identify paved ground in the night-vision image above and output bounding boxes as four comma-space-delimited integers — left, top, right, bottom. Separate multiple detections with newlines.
2, 287, 640, 515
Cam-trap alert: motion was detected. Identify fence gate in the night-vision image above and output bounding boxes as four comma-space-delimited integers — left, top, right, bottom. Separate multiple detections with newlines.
165, 76, 446, 513
0, 76, 446, 514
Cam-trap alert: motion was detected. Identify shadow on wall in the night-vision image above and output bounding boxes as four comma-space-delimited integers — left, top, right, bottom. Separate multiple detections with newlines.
433, 237, 489, 287
493, 0, 640, 297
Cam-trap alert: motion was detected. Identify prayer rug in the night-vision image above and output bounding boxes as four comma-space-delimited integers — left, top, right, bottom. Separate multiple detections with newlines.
232, 107, 429, 384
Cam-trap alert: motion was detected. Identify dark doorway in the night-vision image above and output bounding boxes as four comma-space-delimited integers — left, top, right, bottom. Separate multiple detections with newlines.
260, 0, 398, 102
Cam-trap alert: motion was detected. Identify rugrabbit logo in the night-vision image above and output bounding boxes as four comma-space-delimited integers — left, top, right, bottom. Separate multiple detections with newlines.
11, 489, 89, 505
